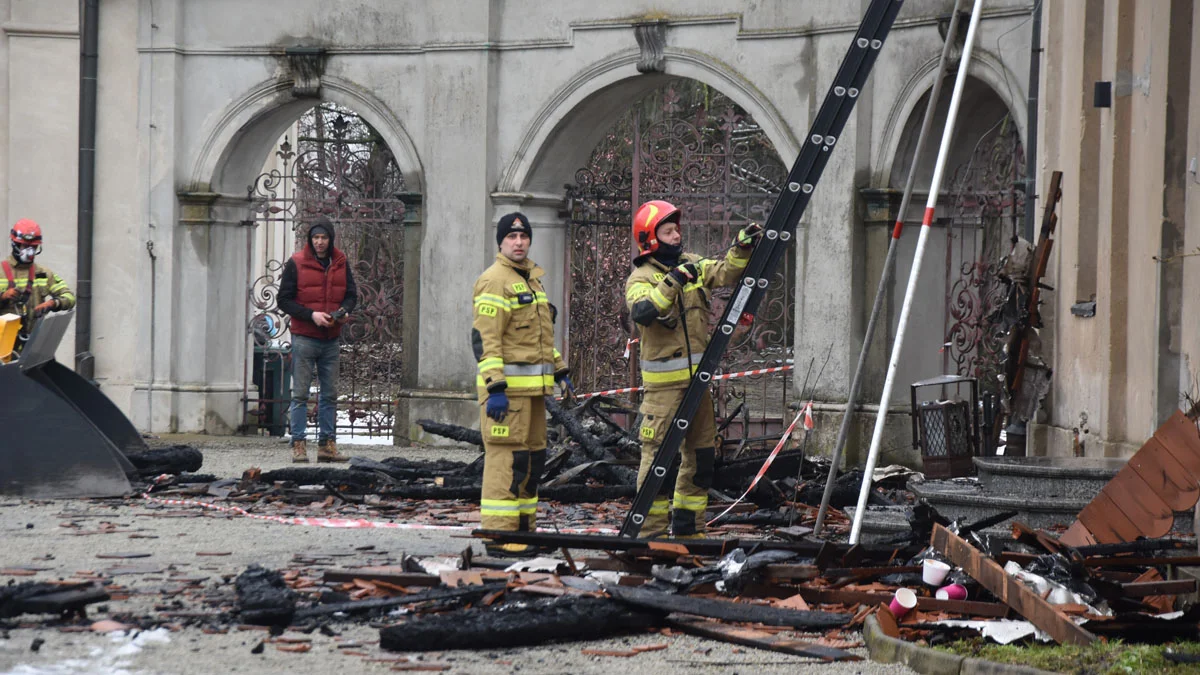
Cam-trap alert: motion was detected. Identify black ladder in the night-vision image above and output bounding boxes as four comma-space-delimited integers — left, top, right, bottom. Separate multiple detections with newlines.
620, 0, 906, 537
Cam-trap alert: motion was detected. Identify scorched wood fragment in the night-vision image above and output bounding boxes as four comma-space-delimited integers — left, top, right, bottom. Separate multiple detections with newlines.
606, 586, 851, 629
379, 595, 662, 652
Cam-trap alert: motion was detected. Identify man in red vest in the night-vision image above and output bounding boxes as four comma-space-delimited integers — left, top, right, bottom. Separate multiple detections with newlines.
278, 217, 356, 463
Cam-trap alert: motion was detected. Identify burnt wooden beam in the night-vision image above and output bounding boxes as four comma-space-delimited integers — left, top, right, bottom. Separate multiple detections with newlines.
794, 588, 1009, 618
607, 585, 851, 629
1082, 556, 1200, 567
668, 615, 862, 662
380, 595, 661, 652
1120, 580, 1197, 598
294, 581, 506, 619
0, 582, 110, 618
321, 569, 441, 587
416, 419, 483, 446
821, 565, 922, 581
473, 529, 906, 559
932, 524, 1096, 645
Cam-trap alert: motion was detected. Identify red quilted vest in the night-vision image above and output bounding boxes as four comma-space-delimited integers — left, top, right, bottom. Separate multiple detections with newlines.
290, 245, 348, 340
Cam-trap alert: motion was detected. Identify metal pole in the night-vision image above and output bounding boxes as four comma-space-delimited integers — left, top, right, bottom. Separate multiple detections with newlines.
1023, 0, 1042, 242
814, 0, 966, 535
849, 0, 985, 545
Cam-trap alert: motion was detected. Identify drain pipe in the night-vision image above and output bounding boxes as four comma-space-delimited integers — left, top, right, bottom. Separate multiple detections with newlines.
75, 0, 99, 379
1023, 0, 1041, 241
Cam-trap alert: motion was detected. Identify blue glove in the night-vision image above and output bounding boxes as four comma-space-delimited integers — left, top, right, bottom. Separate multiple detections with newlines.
486, 390, 509, 421
556, 373, 575, 395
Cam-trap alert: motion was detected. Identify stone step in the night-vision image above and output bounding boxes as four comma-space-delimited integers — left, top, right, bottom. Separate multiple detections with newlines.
973, 456, 1125, 500
910, 477, 1196, 535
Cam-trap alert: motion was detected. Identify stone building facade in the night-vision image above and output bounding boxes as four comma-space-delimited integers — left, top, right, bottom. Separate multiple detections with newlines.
1, 0, 1038, 466
1033, 0, 1200, 457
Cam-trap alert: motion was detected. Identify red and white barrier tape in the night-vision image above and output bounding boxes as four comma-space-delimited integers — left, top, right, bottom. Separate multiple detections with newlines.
707, 400, 813, 526
564, 364, 794, 401
139, 492, 619, 535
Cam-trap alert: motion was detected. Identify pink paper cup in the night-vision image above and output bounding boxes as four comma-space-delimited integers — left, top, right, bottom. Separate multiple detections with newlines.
888, 588, 918, 618
922, 559, 951, 586
936, 583, 968, 601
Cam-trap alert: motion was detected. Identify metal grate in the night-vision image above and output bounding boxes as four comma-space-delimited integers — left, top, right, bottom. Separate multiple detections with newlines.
917, 400, 973, 458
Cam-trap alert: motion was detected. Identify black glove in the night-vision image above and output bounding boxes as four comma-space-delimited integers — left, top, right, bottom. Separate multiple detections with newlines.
668, 262, 700, 286
736, 222, 763, 249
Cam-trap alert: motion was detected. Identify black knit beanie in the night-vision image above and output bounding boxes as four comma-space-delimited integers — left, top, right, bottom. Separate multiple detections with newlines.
496, 212, 532, 248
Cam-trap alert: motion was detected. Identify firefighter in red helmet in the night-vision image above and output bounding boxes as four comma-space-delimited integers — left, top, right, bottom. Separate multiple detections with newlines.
624, 201, 761, 537
1, 219, 76, 349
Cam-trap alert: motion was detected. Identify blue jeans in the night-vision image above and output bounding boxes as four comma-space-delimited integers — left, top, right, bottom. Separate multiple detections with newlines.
289, 334, 339, 442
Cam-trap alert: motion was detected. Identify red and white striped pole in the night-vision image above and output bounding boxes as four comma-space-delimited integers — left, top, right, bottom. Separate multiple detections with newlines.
849, 0, 986, 544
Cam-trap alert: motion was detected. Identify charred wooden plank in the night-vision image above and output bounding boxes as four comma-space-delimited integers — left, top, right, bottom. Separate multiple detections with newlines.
379, 595, 661, 652
321, 569, 441, 587
931, 524, 1096, 645
416, 419, 483, 446
607, 585, 851, 629
295, 581, 507, 620
1120, 580, 1197, 597
0, 582, 109, 618
668, 615, 862, 661
473, 529, 906, 560
795, 588, 1009, 618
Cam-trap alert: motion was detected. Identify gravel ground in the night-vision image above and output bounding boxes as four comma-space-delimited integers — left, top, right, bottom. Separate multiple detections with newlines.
0, 435, 914, 675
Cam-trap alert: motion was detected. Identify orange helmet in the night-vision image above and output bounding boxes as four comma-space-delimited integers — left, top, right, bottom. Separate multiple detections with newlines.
11, 219, 42, 247
632, 200, 680, 258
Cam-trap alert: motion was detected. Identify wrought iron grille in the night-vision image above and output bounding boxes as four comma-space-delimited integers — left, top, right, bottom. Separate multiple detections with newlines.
244, 104, 408, 439
942, 115, 1025, 399
565, 83, 793, 437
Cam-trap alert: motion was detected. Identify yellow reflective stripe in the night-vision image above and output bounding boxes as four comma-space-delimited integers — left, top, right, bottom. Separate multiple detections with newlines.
480, 498, 522, 516
683, 281, 704, 293
626, 282, 654, 302
648, 498, 670, 516
649, 287, 672, 311
673, 494, 709, 511
518, 497, 539, 514
553, 349, 562, 360
477, 357, 504, 373
534, 292, 548, 301
474, 294, 513, 310
641, 364, 699, 384
726, 249, 749, 269
476, 374, 555, 388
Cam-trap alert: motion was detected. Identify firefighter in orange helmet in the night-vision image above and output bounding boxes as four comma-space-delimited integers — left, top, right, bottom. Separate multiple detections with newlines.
624, 201, 761, 537
1, 219, 76, 350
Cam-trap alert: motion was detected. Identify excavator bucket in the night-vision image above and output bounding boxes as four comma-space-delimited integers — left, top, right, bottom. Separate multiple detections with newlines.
0, 312, 140, 498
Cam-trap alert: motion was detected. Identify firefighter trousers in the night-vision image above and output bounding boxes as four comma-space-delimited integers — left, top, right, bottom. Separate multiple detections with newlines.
479, 395, 547, 531
636, 388, 716, 537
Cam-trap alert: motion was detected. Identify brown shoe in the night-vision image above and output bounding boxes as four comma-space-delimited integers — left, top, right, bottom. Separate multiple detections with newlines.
291, 439, 308, 463
317, 440, 349, 463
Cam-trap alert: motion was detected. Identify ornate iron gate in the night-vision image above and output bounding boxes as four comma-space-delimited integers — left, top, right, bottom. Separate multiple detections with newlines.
565, 84, 793, 437
942, 115, 1025, 397
244, 105, 408, 439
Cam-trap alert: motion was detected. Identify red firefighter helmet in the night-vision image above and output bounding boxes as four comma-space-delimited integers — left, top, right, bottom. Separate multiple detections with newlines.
10, 219, 42, 247
632, 200, 680, 258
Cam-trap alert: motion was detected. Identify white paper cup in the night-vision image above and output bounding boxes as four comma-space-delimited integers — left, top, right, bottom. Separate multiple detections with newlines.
922, 559, 951, 586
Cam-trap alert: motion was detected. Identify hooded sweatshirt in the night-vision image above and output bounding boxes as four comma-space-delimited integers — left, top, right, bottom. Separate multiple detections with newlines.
277, 220, 358, 340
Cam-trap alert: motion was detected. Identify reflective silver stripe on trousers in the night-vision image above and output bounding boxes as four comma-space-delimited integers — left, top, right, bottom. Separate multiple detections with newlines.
640, 353, 703, 373
503, 363, 555, 376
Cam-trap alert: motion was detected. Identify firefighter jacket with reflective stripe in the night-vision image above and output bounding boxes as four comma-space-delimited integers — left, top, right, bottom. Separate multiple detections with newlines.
0, 255, 76, 326
624, 246, 750, 391
472, 253, 567, 399
282, 246, 351, 341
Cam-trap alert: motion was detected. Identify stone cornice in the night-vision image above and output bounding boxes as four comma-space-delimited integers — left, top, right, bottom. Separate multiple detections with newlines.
135, 7, 1034, 56
2, 21, 79, 39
